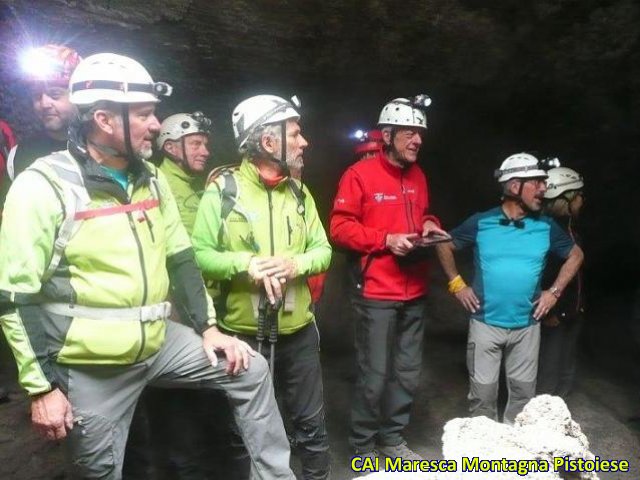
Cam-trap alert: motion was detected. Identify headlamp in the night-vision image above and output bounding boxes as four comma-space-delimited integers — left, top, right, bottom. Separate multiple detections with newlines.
191, 111, 212, 132
290, 95, 301, 109
351, 129, 366, 141
20, 48, 58, 81
539, 157, 561, 170
412, 94, 432, 109
152, 82, 173, 97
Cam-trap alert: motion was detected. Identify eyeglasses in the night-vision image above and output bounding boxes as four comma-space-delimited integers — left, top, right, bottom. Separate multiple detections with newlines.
523, 178, 547, 187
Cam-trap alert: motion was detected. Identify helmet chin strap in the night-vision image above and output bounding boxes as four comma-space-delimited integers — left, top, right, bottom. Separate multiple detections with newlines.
179, 136, 195, 174
121, 104, 143, 173
504, 179, 537, 214
262, 120, 290, 176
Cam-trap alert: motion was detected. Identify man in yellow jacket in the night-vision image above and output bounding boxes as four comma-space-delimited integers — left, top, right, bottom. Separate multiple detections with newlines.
0, 53, 295, 480
192, 94, 332, 479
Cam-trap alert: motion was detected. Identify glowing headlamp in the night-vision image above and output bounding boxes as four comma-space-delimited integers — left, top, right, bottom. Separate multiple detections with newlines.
539, 157, 561, 170
20, 48, 59, 81
351, 129, 366, 141
412, 94, 432, 109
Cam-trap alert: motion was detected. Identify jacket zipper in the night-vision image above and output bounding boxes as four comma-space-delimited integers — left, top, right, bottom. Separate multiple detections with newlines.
400, 172, 412, 297
286, 215, 292, 246
143, 211, 155, 243
128, 212, 149, 362
400, 172, 416, 231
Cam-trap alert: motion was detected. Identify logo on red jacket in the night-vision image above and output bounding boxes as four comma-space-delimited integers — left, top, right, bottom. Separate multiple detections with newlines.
373, 192, 398, 202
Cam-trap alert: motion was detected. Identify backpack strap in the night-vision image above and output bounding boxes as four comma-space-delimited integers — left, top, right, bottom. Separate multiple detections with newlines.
287, 178, 306, 218
219, 170, 238, 221
205, 163, 243, 222
6, 145, 17, 181
29, 152, 91, 282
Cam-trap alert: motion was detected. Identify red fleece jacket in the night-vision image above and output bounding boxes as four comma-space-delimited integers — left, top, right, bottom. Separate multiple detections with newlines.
330, 153, 439, 301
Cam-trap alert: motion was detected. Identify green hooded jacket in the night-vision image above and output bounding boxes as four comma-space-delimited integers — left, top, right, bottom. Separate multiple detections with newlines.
192, 159, 331, 336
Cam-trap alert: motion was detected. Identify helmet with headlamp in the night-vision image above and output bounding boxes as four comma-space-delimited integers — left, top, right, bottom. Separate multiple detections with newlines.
20, 44, 82, 87
68, 53, 172, 166
157, 112, 212, 150
378, 94, 431, 129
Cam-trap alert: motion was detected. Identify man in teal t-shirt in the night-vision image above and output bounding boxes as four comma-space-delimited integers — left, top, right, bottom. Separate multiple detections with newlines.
437, 153, 584, 424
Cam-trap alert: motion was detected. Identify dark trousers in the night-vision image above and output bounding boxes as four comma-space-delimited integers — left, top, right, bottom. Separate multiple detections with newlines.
349, 296, 426, 452
144, 387, 250, 480
122, 394, 154, 480
233, 322, 330, 480
537, 313, 584, 398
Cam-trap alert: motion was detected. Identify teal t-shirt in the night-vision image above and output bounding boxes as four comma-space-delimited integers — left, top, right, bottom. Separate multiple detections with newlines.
100, 165, 129, 191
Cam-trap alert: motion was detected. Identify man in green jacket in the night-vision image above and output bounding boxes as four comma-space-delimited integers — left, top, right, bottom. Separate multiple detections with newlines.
153, 110, 250, 478
0, 54, 295, 480
157, 111, 211, 234
192, 94, 332, 479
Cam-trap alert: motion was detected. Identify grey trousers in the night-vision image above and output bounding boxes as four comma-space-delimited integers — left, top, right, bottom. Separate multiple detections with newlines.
467, 319, 540, 424
54, 320, 295, 480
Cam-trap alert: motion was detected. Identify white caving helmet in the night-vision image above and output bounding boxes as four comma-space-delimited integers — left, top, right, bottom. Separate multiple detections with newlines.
69, 53, 172, 106
544, 167, 584, 199
494, 153, 548, 183
157, 112, 212, 150
232, 94, 300, 150
378, 95, 431, 129
68, 53, 172, 166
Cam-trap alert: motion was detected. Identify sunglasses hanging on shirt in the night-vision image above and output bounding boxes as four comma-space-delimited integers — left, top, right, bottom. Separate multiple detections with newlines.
499, 217, 525, 229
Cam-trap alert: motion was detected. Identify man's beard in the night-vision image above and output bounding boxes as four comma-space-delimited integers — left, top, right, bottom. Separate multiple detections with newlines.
286, 153, 304, 171
136, 146, 154, 161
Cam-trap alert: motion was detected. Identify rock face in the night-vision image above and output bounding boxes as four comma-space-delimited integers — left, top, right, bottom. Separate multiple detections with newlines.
354, 395, 599, 480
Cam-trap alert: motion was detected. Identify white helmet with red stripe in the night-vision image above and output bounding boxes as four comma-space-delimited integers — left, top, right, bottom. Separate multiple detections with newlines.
69, 53, 172, 106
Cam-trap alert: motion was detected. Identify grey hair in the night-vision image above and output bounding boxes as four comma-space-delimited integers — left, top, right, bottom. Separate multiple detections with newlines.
240, 123, 282, 158
76, 100, 123, 136
502, 178, 520, 195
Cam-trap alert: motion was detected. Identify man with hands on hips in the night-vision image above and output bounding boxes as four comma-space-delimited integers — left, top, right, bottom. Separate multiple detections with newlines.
436, 152, 584, 424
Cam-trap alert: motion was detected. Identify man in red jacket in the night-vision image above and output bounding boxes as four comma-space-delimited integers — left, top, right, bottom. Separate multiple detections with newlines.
330, 96, 447, 462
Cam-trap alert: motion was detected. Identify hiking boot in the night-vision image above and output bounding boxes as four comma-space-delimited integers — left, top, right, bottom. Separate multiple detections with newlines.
377, 442, 423, 461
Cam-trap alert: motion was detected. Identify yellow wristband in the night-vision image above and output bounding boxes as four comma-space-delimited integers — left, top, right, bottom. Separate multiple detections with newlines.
448, 275, 468, 294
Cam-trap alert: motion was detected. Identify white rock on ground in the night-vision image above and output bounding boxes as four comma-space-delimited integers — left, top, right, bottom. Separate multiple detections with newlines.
353, 395, 599, 480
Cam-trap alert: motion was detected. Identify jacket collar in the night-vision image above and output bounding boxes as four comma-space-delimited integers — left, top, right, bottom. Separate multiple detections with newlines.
375, 151, 415, 177
239, 157, 289, 190
69, 140, 153, 203
160, 157, 204, 188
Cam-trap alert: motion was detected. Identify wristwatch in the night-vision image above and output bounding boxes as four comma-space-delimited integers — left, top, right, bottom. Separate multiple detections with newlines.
549, 286, 561, 299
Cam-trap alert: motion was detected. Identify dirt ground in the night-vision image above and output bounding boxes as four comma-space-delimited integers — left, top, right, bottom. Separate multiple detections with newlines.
1, 263, 639, 479
2, 335, 639, 479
